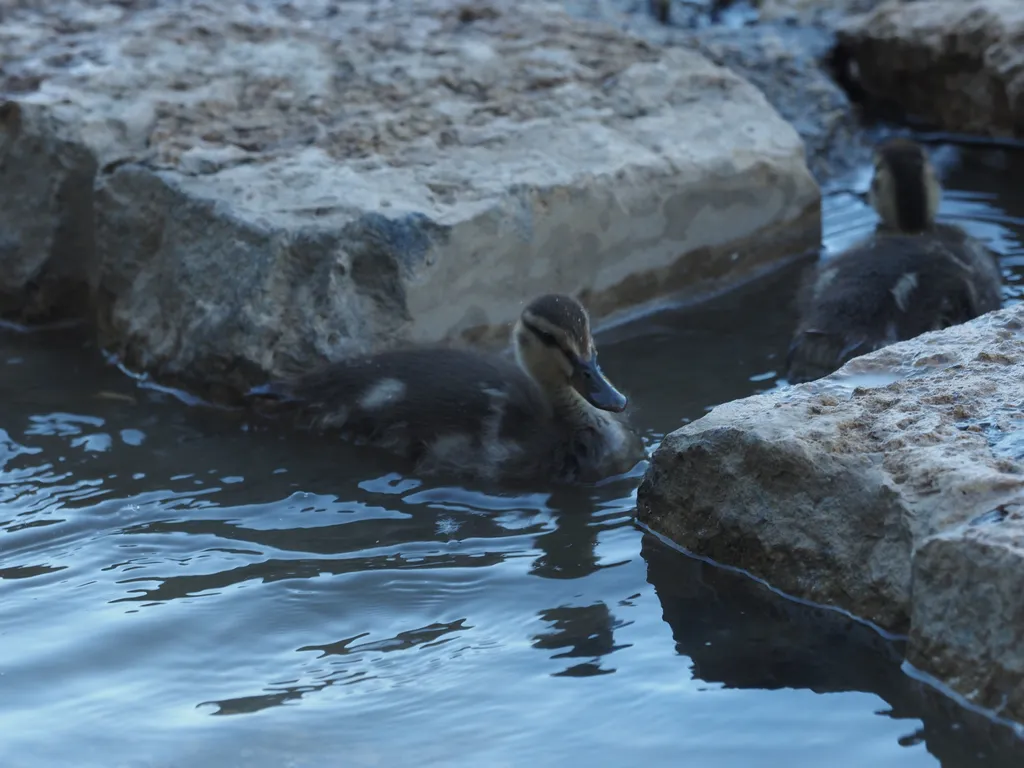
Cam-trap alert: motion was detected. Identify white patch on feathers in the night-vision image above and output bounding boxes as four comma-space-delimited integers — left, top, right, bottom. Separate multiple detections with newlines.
358, 378, 406, 411
890, 272, 918, 312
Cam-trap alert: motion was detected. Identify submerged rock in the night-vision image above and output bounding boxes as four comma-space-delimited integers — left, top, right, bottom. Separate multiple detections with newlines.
637, 302, 1024, 723
0, 0, 819, 397
836, 0, 1024, 137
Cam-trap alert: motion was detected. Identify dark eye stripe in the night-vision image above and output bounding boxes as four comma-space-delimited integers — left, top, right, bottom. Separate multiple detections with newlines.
522, 320, 561, 349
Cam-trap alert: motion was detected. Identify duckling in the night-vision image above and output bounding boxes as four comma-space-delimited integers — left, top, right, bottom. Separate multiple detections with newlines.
786, 138, 1003, 384
249, 294, 646, 485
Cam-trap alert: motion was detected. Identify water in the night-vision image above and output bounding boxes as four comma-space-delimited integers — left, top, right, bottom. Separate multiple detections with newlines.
2, 142, 1023, 768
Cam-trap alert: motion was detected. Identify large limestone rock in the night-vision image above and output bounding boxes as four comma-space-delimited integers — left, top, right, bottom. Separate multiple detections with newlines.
836, 0, 1024, 137
0, 0, 819, 397
637, 302, 1024, 723
563, 0, 882, 181
684, 24, 871, 182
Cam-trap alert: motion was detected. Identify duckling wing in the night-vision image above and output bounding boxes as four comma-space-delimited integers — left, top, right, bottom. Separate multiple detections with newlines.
934, 223, 1004, 314
257, 347, 552, 468
786, 236, 978, 383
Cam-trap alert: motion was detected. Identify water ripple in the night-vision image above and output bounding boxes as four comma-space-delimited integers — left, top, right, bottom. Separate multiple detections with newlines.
0, 141, 1023, 767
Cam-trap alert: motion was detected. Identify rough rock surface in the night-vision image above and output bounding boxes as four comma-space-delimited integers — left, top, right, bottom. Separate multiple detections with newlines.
0, 0, 819, 397
637, 302, 1024, 722
910, 509, 1024, 726
684, 24, 869, 182
837, 0, 1024, 137
562, 0, 889, 182
755, 0, 886, 23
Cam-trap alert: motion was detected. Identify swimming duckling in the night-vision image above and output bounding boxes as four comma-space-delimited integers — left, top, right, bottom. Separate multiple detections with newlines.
249, 294, 646, 485
786, 138, 1003, 384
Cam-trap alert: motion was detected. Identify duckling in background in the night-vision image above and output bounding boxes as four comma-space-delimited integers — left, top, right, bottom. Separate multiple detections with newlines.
786, 138, 1004, 384
249, 294, 646, 485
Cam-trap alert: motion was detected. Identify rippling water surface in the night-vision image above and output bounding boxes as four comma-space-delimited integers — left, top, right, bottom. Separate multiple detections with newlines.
2, 143, 1023, 767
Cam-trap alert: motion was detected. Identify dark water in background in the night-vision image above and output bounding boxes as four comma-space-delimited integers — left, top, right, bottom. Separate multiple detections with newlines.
1, 143, 1023, 768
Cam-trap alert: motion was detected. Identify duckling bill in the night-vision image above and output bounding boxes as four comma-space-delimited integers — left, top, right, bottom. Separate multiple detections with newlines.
249, 294, 645, 484
786, 138, 1004, 384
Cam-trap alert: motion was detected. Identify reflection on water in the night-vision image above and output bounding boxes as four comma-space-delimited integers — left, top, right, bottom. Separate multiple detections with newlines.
1, 143, 1023, 767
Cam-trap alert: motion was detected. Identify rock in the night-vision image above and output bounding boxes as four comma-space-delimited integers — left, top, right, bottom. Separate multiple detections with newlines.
562, 0, 882, 182
0, 101, 98, 322
683, 24, 871, 182
0, 0, 819, 398
836, 0, 1024, 137
755, 0, 886, 25
910, 510, 1024, 726
637, 302, 1024, 721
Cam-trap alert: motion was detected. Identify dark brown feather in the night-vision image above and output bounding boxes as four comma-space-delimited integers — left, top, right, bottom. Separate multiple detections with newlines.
250, 345, 642, 483
876, 138, 931, 233
786, 233, 995, 384
524, 294, 591, 351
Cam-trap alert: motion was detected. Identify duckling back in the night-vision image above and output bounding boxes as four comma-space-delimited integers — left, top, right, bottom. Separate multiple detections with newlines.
252, 348, 542, 476
786, 234, 989, 384
250, 347, 640, 483
927, 222, 1003, 314
789, 137, 1007, 384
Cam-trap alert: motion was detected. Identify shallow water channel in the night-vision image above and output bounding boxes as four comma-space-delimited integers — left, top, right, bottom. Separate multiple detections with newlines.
2, 142, 1024, 767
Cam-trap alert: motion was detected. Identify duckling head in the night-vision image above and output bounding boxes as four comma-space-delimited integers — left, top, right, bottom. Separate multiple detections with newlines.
513, 294, 628, 413
868, 138, 942, 234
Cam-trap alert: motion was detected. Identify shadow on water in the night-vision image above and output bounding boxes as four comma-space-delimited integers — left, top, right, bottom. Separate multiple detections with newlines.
0, 141, 1023, 767
642, 536, 1024, 767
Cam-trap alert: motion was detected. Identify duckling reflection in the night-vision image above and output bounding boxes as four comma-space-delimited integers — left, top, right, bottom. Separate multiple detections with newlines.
249, 294, 646, 484
786, 138, 1004, 384
533, 603, 624, 678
